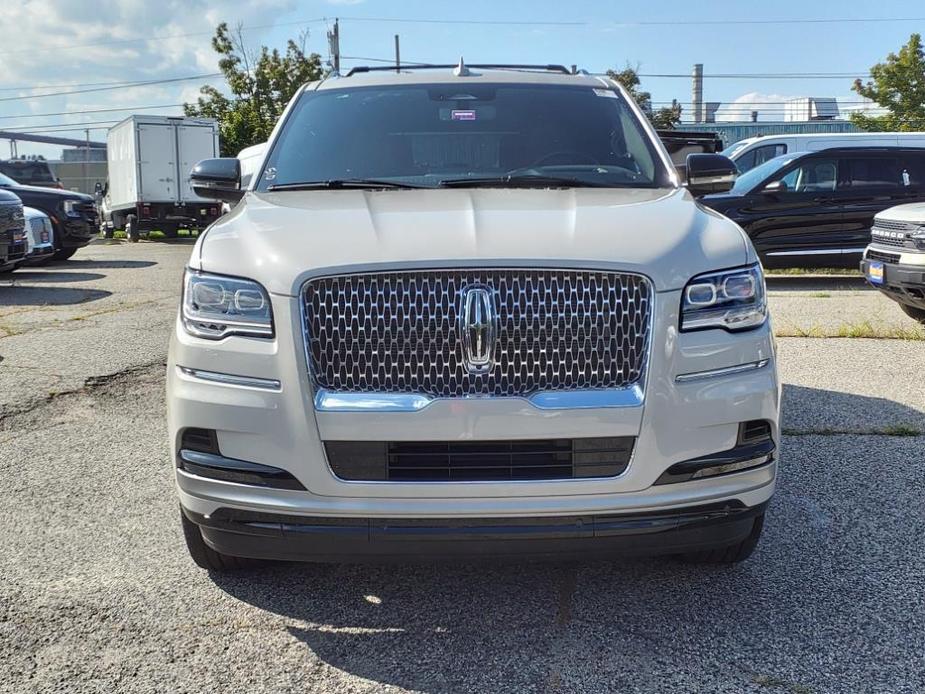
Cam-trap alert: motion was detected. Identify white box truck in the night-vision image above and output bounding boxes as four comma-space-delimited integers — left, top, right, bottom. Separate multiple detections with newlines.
101, 115, 221, 238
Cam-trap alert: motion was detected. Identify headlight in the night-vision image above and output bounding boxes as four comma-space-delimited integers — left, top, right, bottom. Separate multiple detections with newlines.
681, 264, 766, 332
182, 269, 274, 339
62, 200, 81, 217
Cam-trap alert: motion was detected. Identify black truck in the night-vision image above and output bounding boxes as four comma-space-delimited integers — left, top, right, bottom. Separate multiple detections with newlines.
0, 188, 27, 273
0, 171, 97, 261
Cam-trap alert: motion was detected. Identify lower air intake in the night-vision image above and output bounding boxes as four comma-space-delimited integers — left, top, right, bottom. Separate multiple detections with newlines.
325, 437, 635, 482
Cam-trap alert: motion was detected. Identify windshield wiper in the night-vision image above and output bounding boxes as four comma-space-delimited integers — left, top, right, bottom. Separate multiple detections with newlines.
439, 174, 607, 189
267, 179, 425, 191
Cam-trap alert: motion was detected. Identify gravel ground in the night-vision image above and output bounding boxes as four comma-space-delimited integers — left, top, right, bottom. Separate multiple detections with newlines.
1, 243, 924, 693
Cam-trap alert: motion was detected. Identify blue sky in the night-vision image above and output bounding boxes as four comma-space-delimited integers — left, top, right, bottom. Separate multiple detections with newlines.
2, 0, 924, 158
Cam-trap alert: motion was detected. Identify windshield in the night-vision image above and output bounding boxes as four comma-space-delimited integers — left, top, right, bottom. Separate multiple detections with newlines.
0, 172, 18, 186
721, 142, 749, 159
257, 83, 671, 190
730, 154, 797, 194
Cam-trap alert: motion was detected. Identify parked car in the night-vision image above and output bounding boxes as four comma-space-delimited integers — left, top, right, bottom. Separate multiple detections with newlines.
724, 132, 925, 173
0, 188, 26, 273
701, 147, 925, 267
861, 203, 925, 324
0, 158, 63, 189
21, 206, 55, 266
0, 171, 98, 260
170, 63, 780, 571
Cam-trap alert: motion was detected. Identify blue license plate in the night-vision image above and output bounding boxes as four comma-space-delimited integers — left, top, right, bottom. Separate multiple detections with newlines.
867, 260, 884, 285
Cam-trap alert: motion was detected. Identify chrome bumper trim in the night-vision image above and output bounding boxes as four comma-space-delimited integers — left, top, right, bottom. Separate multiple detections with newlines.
675, 359, 769, 384
178, 366, 282, 391
313, 384, 645, 413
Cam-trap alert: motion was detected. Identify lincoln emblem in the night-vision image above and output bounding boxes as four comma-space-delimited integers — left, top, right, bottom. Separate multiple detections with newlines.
461, 286, 497, 373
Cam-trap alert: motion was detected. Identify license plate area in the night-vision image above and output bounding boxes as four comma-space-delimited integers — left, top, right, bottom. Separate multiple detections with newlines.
867, 261, 885, 285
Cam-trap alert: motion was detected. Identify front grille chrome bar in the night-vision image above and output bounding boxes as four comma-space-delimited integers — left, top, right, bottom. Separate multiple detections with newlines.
314, 384, 645, 412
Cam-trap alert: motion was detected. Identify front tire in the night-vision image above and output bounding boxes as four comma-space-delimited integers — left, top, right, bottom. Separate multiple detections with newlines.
180, 509, 257, 571
900, 303, 925, 325
126, 214, 139, 242
678, 512, 765, 564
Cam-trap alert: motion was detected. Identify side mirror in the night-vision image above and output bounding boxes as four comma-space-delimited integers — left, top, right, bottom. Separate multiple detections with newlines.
191, 158, 243, 203
94, 182, 102, 194
686, 153, 737, 197
761, 180, 785, 194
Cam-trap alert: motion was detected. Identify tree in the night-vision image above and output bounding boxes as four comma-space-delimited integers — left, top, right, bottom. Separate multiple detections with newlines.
606, 64, 682, 129
851, 33, 925, 132
184, 23, 325, 156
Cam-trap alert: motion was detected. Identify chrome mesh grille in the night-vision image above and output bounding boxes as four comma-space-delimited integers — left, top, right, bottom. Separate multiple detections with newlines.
302, 269, 652, 398
873, 219, 916, 232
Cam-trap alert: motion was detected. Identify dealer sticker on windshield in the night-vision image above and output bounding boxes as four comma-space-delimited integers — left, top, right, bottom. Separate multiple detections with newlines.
451, 109, 477, 121
867, 261, 885, 285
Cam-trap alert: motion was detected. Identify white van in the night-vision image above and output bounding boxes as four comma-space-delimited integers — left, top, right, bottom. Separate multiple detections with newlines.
724, 132, 925, 173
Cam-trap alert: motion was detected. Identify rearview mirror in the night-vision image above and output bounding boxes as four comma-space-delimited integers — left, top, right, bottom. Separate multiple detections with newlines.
191, 158, 243, 203
686, 154, 737, 197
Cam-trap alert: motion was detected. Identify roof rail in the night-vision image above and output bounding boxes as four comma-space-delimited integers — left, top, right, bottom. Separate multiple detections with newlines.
345, 63, 573, 77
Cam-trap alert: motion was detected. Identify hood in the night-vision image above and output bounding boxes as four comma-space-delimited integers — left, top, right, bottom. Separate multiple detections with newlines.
0, 188, 21, 205
0, 183, 92, 203
195, 187, 751, 294
875, 202, 925, 224
23, 206, 49, 222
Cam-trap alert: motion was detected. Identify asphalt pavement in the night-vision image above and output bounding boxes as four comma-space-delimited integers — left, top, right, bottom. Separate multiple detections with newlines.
1, 242, 923, 693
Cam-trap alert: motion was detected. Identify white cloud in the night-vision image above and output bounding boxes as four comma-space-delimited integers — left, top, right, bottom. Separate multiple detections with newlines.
0, 0, 304, 156
713, 92, 799, 122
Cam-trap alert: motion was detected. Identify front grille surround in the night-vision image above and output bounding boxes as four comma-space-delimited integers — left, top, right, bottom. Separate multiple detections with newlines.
301, 267, 653, 400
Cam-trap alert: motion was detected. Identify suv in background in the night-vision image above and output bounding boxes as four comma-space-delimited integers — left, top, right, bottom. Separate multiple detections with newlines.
861, 203, 925, 324
0, 158, 62, 189
724, 132, 925, 173
0, 171, 97, 260
21, 206, 56, 266
702, 147, 925, 267
170, 63, 780, 571
0, 189, 26, 273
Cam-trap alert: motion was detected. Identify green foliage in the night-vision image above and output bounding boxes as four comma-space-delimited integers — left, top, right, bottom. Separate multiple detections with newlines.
851, 33, 925, 132
606, 64, 682, 129
184, 23, 325, 156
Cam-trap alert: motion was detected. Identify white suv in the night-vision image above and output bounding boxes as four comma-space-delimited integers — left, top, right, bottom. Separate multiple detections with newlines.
169, 64, 780, 570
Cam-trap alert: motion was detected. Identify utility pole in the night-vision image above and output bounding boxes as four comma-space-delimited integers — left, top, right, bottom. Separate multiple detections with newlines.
394, 34, 401, 72
84, 128, 90, 194
327, 18, 340, 75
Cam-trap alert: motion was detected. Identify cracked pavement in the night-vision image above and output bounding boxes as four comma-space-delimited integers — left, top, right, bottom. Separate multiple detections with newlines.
1, 242, 924, 693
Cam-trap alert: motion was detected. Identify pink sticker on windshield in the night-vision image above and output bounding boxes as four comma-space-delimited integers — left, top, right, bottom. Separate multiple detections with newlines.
451, 109, 477, 121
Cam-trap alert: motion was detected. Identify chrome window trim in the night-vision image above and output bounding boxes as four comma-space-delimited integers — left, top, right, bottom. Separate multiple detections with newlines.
675, 359, 769, 384
300, 265, 655, 412
178, 366, 282, 391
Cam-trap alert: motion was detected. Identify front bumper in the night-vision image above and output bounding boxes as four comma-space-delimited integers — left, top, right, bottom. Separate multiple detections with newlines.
56, 215, 98, 249
169, 283, 781, 542
184, 500, 767, 561
861, 248, 925, 311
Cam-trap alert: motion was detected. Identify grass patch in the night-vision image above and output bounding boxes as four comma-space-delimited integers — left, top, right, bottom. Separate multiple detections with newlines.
776, 322, 925, 340
809, 292, 831, 298
147, 230, 166, 240
766, 267, 860, 276
112, 230, 127, 239
783, 425, 922, 437
881, 423, 922, 437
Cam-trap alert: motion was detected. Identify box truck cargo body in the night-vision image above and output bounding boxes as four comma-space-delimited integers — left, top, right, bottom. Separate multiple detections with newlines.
104, 116, 221, 237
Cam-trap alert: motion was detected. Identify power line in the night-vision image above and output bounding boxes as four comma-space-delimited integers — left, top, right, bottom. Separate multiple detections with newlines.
338, 14, 925, 26
0, 73, 222, 103
0, 104, 185, 121
1, 120, 123, 133
0, 17, 328, 55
